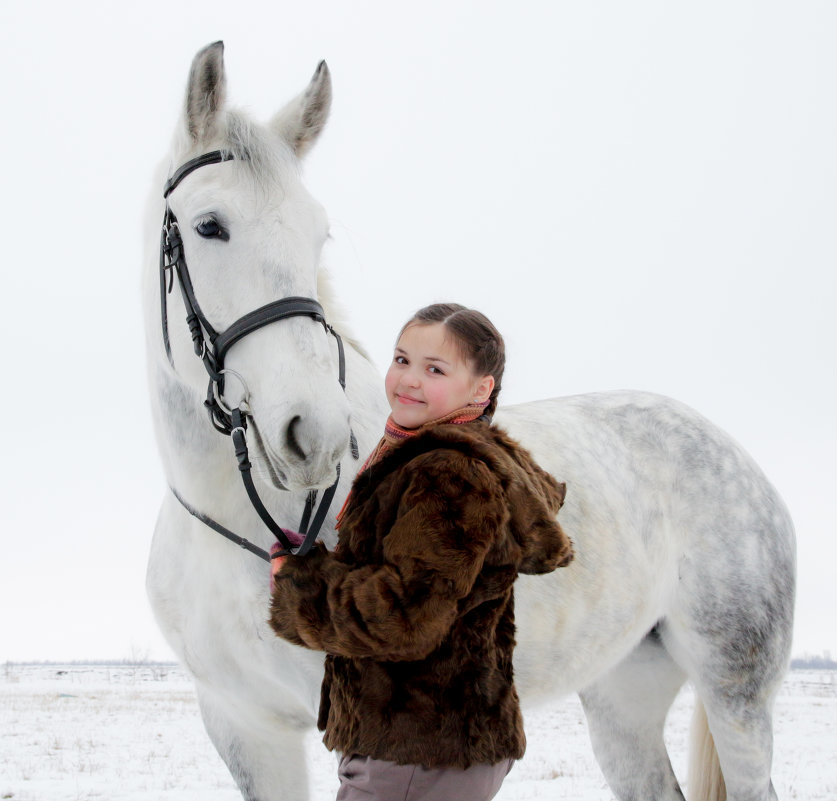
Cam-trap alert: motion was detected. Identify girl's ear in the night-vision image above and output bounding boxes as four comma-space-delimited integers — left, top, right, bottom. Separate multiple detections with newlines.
472, 375, 495, 404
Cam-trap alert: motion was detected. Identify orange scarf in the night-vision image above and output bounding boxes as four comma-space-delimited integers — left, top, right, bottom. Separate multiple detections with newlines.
335, 401, 489, 529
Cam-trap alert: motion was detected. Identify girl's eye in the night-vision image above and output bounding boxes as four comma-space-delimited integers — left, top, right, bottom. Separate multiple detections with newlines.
195, 218, 229, 241
428, 366, 444, 375
394, 355, 408, 365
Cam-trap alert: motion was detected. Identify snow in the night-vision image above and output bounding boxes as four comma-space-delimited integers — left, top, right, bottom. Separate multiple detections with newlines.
1, 665, 834, 800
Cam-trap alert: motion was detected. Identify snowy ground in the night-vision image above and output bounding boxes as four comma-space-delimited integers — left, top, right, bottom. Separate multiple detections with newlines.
1, 664, 834, 800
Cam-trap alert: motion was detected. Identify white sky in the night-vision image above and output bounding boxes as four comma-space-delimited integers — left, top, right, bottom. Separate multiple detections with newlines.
0, 1, 834, 662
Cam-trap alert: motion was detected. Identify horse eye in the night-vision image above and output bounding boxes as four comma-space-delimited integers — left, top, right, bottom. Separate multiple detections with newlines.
195, 218, 229, 241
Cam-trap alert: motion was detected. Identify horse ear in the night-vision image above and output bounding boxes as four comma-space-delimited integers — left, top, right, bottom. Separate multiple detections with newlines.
184, 41, 227, 144
271, 61, 332, 157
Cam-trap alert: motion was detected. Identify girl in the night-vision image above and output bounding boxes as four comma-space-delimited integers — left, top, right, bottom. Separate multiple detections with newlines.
269, 303, 573, 801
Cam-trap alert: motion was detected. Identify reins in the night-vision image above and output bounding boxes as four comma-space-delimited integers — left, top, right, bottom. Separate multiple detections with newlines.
160, 149, 358, 560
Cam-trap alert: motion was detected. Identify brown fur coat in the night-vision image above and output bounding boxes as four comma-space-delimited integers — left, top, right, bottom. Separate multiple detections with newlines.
269, 420, 572, 769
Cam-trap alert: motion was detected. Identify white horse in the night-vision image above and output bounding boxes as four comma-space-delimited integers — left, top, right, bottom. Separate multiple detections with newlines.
144, 42, 795, 801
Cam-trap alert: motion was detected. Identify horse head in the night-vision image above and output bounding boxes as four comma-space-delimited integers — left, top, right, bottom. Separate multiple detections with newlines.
147, 42, 351, 495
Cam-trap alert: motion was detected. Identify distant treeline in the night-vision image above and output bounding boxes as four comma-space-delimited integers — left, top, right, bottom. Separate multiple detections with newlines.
790, 654, 837, 670
3, 659, 178, 667
6, 656, 836, 670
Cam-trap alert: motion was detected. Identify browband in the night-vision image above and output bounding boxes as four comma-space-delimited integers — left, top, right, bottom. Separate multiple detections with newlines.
163, 150, 235, 198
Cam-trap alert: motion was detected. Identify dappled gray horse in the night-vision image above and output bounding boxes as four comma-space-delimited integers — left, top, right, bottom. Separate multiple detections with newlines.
144, 42, 795, 801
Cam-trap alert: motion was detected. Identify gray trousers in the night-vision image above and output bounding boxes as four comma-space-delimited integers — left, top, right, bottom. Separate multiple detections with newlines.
336, 753, 514, 801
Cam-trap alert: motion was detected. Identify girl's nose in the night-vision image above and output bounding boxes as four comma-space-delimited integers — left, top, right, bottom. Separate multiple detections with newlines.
403, 369, 420, 388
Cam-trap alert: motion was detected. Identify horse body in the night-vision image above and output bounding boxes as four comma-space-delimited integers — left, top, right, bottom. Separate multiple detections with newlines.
502, 392, 794, 688
144, 42, 795, 801
504, 393, 794, 800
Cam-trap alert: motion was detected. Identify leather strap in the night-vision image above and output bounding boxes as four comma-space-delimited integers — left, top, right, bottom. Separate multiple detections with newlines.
231, 409, 296, 551
214, 297, 326, 363
231, 408, 334, 557
170, 486, 271, 563
163, 150, 234, 198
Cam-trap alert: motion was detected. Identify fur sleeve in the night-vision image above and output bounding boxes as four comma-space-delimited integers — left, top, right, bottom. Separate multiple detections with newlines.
268, 450, 505, 661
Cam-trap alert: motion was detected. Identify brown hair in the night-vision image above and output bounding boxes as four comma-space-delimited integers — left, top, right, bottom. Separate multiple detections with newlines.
400, 303, 505, 418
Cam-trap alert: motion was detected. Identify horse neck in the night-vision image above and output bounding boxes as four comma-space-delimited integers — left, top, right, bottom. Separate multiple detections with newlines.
339, 340, 389, 458
314, 272, 389, 454
147, 360, 238, 503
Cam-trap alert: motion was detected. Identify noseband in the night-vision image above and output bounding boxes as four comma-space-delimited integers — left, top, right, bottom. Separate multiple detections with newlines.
160, 150, 358, 559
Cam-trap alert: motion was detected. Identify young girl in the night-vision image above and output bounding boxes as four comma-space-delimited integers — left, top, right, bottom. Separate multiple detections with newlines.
269, 303, 573, 801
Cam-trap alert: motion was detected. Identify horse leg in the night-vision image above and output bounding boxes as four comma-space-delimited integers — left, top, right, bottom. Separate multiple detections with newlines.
196, 684, 313, 801
690, 699, 777, 801
660, 535, 793, 801
579, 629, 687, 801
662, 622, 786, 801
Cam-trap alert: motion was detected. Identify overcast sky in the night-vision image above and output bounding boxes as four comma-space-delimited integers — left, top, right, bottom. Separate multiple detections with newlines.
1, 1, 834, 662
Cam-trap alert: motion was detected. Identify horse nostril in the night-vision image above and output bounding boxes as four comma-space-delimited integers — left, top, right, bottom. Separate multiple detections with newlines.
286, 415, 306, 461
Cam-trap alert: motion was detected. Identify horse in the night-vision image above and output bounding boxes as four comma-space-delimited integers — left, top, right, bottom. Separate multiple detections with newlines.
144, 41, 796, 801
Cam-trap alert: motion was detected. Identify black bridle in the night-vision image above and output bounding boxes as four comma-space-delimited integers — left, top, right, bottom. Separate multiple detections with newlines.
160, 150, 357, 559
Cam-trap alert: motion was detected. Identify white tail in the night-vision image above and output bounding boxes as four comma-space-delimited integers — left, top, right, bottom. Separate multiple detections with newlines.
688, 698, 726, 801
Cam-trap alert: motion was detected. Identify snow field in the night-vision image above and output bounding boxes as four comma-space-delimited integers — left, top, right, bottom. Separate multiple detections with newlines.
1, 665, 834, 800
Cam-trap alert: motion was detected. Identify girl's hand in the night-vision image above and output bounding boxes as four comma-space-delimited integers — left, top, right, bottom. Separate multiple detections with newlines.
269, 532, 304, 592
269, 545, 287, 593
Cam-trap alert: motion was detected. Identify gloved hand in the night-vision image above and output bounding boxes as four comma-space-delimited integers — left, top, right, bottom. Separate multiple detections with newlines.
269, 531, 305, 592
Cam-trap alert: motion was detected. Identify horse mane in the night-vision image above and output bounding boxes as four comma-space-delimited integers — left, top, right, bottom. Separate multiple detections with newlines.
168, 109, 295, 193
316, 267, 372, 361
226, 111, 294, 188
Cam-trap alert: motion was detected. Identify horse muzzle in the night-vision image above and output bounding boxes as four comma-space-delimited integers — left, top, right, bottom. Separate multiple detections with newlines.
249, 407, 351, 492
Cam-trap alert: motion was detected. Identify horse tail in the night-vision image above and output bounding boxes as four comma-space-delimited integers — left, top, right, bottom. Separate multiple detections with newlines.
688, 697, 726, 801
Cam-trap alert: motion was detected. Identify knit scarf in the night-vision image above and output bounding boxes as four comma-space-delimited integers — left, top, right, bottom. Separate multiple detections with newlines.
335, 400, 489, 529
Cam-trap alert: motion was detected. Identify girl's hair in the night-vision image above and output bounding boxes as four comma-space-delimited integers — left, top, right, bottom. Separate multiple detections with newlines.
400, 303, 506, 418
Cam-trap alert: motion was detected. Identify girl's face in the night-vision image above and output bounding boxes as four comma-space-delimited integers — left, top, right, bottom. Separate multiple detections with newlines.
384, 323, 494, 429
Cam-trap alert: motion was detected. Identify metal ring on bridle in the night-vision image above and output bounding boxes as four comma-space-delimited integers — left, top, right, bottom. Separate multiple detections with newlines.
213, 368, 251, 416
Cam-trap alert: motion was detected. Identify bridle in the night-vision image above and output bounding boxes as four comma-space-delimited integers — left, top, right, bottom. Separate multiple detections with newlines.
159, 149, 357, 560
